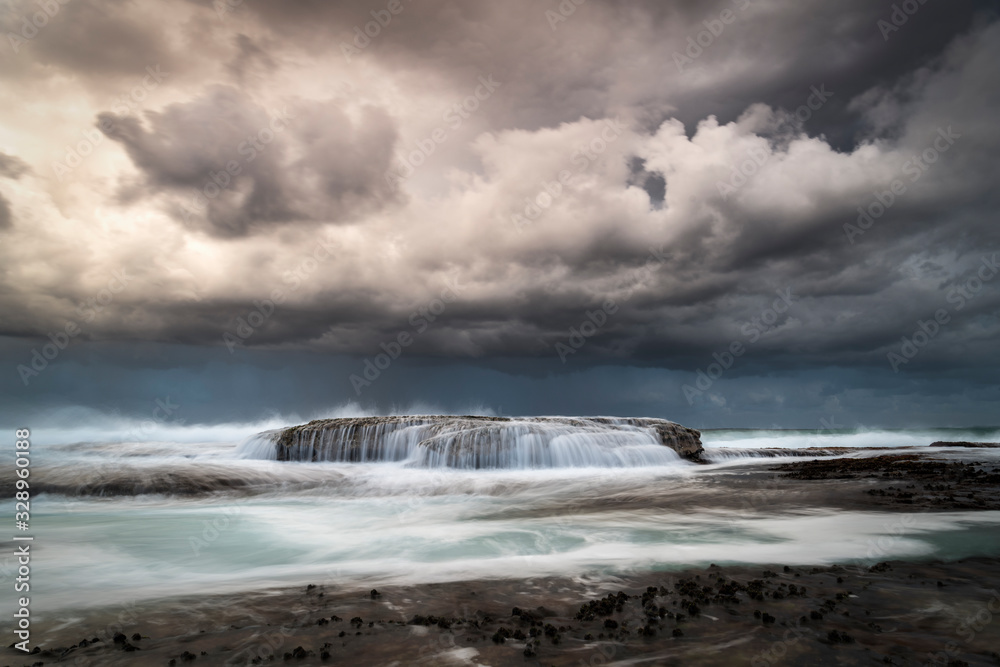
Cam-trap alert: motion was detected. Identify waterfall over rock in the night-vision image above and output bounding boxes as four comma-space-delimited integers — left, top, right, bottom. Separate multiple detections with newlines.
238, 416, 703, 469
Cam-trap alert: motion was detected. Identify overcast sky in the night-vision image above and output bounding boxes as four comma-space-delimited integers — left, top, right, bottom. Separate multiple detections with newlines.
1, 0, 998, 430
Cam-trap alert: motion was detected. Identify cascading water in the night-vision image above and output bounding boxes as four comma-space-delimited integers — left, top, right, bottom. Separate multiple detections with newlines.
22, 423, 1000, 612
236, 429, 282, 461
236, 416, 703, 469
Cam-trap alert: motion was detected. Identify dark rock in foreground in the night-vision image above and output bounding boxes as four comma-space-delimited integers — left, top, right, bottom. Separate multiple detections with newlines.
32, 557, 1000, 667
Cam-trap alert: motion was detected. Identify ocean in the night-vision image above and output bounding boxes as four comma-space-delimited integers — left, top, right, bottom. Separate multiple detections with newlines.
5, 420, 1000, 615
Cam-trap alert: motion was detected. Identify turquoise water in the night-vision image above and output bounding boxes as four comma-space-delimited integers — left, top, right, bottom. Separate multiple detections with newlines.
3, 424, 999, 613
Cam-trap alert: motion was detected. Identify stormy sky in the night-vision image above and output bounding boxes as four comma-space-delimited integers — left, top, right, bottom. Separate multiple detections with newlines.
1, 0, 998, 430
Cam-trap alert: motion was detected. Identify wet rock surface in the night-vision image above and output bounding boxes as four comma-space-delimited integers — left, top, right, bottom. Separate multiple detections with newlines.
770, 454, 1000, 510
15, 558, 1000, 666
272, 415, 705, 464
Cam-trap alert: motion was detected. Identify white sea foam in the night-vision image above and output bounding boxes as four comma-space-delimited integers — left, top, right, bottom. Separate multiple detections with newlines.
7, 418, 999, 613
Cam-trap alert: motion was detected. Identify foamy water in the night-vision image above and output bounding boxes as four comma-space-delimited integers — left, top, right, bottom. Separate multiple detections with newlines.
4, 421, 999, 613
702, 427, 1000, 450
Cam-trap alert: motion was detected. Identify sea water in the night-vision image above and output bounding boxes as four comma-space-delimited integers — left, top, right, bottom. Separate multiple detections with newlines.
3, 420, 999, 613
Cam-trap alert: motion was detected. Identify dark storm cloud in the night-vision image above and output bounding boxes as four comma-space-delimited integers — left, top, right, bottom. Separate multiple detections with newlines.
240, 0, 996, 145
0, 151, 28, 230
1, 0, 999, 427
0, 194, 12, 229
2, 336, 998, 429
0, 0, 186, 81
0, 152, 30, 179
99, 86, 400, 237
226, 34, 278, 83
648, 0, 997, 149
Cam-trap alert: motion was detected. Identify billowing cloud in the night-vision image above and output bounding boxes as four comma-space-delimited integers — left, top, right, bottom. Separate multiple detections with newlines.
98, 86, 399, 237
0, 0, 997, 424
0, 151, 30, 179
0, 150, 30, 229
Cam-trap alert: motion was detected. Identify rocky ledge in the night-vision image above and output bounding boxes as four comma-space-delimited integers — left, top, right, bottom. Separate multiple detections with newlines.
271, 415, 704, 465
